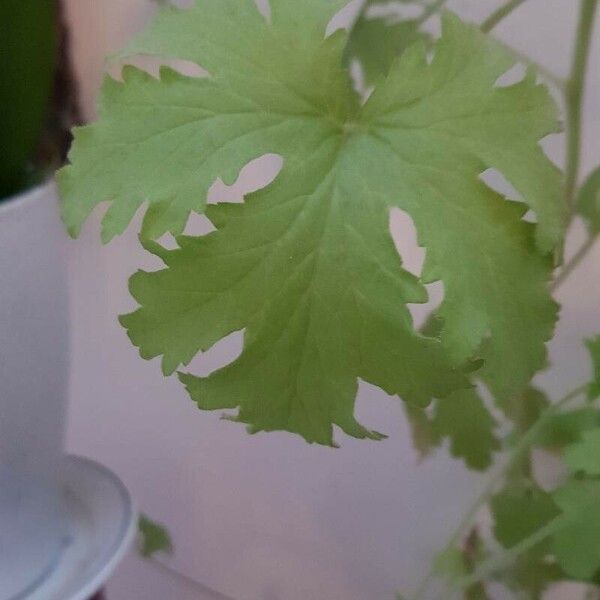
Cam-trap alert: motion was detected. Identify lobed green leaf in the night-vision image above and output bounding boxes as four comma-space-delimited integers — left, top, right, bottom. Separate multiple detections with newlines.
60, 2, 564, 444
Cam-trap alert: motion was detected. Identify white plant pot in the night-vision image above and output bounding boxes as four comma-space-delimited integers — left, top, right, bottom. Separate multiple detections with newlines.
0, 181, 69, 600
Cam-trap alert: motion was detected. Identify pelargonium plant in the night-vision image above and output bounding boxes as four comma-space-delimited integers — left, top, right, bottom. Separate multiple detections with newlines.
59, 0, 600, 597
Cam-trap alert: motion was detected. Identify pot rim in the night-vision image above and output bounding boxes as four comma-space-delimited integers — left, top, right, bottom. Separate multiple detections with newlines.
0, 178, 56, 220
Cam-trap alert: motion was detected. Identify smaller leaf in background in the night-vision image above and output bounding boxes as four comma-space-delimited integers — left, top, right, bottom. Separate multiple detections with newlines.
432, 530, 491, 599
345, 10, 430, 86
577, 167, 600, 233
564, 429, 600, 475
507, 386, 550, 434
536, 408, 600, 449
402, 403, 441, 459
491, 485, 560, 549
463, 529, 491, 600
490, 482, 565, 600
586, 337, 600, 401
433, 546, 468, 582
138, 514, 173, 558
551, 479, 600, 580
491, 485, 566, 597
411, 313, 496, 469
431, 388, 500, 471
496, 550, 564, 600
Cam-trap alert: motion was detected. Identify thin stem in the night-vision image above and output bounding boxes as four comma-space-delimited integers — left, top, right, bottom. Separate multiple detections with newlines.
410, 385, 586, 600
481, 0, 528, 33
147, 558, 238, 600
551, 235, 598, 292
565, 0, 599, 214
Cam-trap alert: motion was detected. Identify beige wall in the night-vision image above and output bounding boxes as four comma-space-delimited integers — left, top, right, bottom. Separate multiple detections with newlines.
63, 2, 600, 599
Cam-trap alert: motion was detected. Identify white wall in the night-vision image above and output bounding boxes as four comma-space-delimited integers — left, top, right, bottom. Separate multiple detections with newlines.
63, 1, 600, 598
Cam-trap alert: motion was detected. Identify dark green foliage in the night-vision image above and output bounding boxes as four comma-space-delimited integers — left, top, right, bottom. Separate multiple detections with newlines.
0, 1, 57, 200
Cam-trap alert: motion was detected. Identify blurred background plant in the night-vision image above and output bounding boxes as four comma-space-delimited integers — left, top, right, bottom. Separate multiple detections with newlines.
0, 0, 80, 202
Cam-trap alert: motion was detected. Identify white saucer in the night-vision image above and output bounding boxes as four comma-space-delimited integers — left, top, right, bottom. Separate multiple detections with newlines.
23, 455, 137, 600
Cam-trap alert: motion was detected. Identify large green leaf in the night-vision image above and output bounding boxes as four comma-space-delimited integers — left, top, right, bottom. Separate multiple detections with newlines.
60, 2, 562, 444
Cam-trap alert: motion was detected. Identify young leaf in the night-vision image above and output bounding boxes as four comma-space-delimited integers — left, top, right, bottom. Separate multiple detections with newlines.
415, 314, 499, 470
551, 480, 600, 580
345, 11, 430, 86
433, 531, 491, 599
61, 3, 562, 444
586, 336, 600, 400
536, 408, 600, 449
491, 485, 566, 597
504, 386, 550, 433
138, 514, 173, 558
564, 428, 600, 475
495, 550, 564, 600
463, 529, 492, 600
432, 388, 500, 471
433, 546, 468, 581
491, 485, 560, 550
577, 167, 600, 233
402, 403, 441, 459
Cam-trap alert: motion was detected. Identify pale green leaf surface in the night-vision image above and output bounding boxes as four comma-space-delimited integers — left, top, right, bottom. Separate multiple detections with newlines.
127, 159, 468, 444
62, 3, 562, 443
58, 0, 351, 241
577, 167, 600, 233
357, 23, 561, 399
551, 480, 600, 580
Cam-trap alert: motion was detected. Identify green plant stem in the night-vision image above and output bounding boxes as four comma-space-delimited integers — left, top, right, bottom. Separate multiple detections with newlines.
551, 234, 598, 292
565, 0, 599, 215
481, 0, 528, 33
147, 558, 238, 600
410, 385, 586, 600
